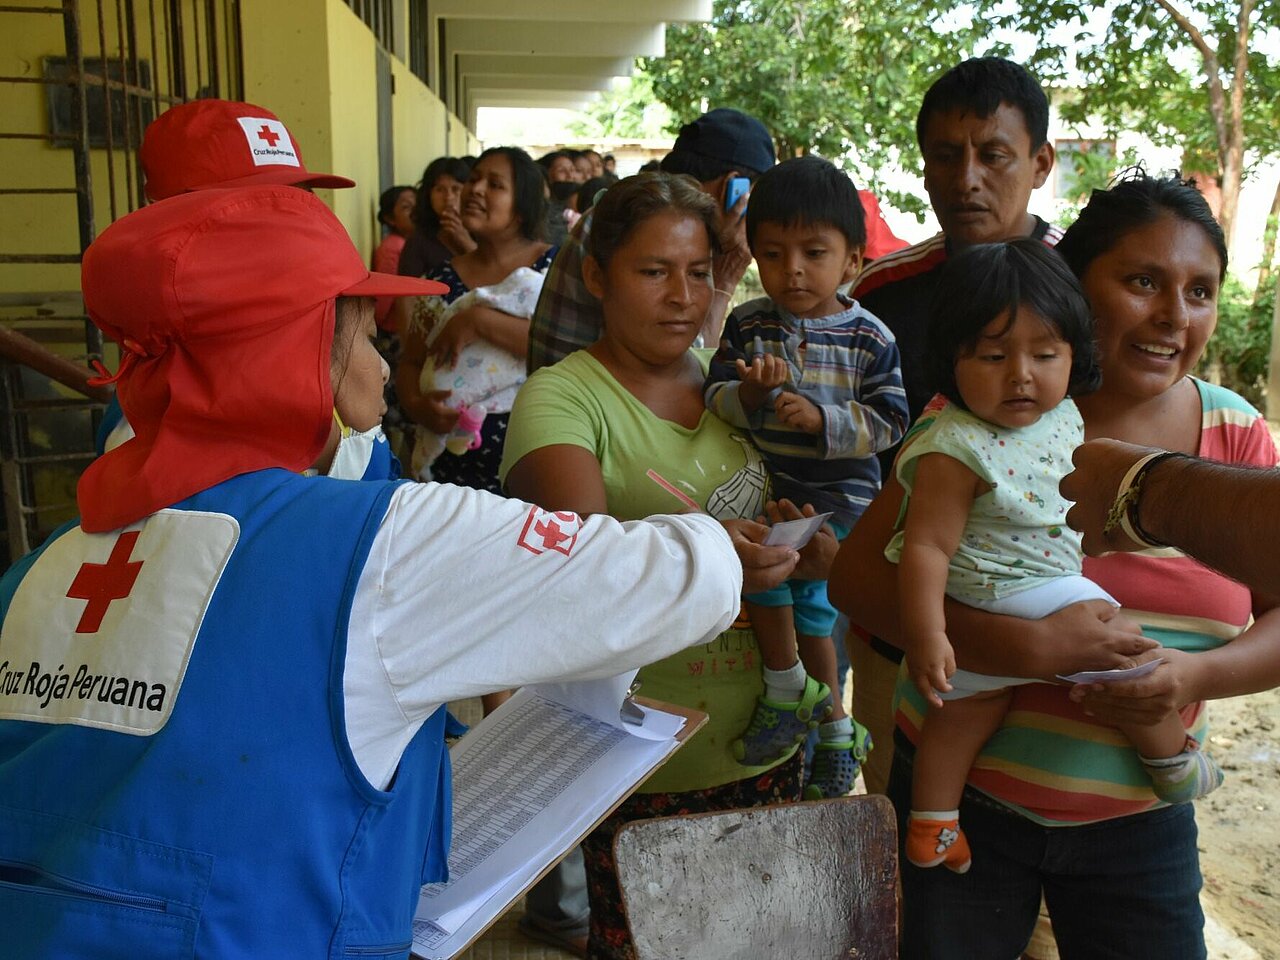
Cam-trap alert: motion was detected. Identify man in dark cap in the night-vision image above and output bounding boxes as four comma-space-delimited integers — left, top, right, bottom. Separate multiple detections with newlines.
526, 107, 776, 373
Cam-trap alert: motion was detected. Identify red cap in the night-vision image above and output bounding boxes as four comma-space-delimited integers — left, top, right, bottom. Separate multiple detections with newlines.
78, 186, 448, 532
140, 99, 356, 201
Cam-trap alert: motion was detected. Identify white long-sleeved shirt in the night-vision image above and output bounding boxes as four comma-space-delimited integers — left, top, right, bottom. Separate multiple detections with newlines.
343, 481, 743, 788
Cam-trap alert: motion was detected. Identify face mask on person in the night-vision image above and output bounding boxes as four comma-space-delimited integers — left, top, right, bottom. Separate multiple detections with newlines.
316, 410, 402, 482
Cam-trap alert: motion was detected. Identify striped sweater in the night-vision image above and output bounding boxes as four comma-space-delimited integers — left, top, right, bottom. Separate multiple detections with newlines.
893, 379, 1278, 825
704, 294, 908, 528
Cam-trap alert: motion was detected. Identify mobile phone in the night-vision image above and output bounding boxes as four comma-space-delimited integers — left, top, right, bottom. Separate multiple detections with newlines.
724, 176, 750, 213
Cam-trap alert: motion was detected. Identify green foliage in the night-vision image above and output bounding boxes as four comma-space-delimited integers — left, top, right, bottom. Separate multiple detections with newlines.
637, 0, 994, 220
997, 2, 1280, 176
566, 73, 672, 141
629, 0, 1280, 397
1200, 273, 1274, 408
1052, 144, 1142, 229
635, 1, 1280, 223
1001, 2, 1280, 401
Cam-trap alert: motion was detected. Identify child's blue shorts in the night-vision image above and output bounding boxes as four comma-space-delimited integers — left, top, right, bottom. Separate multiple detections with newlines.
745, 521, 849, 637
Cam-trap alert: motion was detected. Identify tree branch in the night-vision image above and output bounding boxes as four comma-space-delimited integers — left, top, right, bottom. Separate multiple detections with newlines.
1229, 0, 1254, 157
1153, 0, 1229, 164
1152, 0, 1218, 66
1252, 174, 1280, 310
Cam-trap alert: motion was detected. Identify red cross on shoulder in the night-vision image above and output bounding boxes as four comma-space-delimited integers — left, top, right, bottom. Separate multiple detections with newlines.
257, 124, 281, 147
66, 530, 144, 634
516, 507, 582, 557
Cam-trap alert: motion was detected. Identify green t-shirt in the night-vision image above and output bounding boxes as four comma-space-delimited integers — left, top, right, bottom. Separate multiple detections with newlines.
501, 349, 782, 792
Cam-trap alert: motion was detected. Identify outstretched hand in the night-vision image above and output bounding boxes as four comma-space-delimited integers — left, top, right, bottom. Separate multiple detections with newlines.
761, 499, 836, 580
1068, 647, 1200, 726
721, 517, 800, 595
736, 354, 788, 389
735, 354, 787, 411
1061, 438, 1161, 555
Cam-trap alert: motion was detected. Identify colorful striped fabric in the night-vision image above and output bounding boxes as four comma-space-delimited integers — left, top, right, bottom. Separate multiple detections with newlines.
893, 379, 1278, 825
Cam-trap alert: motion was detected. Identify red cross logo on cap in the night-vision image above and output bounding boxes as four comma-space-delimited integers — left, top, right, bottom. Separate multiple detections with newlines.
516, 507, 582, 557
257, 124, 281, 147
66, 531, 144, 634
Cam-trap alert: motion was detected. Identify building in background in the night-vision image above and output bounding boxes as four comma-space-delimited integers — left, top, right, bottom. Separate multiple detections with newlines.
0, 0, 709, 563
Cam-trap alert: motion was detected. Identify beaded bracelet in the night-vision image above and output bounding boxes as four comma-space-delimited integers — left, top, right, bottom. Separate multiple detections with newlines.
1101, 451, 1185, 549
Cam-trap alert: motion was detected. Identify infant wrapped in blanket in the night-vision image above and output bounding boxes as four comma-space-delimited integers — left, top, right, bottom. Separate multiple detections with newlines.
410, 266, 545, 480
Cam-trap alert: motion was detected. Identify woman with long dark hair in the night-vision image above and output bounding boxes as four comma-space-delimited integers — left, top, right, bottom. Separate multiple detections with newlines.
398, 146, 555, 492
397, 155, 475, 279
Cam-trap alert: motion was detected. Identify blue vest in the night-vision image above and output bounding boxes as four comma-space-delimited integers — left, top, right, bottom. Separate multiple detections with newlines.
0, 470, 450, 959
363, 428, 402, 481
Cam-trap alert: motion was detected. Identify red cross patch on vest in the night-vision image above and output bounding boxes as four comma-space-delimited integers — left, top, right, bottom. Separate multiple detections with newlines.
0, 510, 239, 735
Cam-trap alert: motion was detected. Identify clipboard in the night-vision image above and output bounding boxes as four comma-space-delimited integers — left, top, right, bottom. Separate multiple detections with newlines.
410, 676, 707, 959
634, 695, 707, 744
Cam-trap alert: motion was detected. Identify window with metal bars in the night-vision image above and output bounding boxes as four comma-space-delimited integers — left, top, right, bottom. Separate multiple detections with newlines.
408, 0, 428, 86
343, 0, 394, 51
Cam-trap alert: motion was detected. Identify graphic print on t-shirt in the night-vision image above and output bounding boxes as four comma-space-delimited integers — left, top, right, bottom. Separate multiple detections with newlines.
704, 434, 771, 520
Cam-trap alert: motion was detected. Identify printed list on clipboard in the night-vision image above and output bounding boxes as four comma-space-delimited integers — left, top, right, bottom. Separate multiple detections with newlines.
410, 672, 707, 959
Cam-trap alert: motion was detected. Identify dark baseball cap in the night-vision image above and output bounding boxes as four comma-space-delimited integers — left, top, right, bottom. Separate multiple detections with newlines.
670, 108, 775, 176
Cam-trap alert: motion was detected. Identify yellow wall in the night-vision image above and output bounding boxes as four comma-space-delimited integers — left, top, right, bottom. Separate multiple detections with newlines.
322, 0, 382, 256
1, 0, 476, 297
239, 0, 333, 172
1, 1, 243, 297
1, 10, 145, 295
241, 0, 476, 261
448, 115, 481, 159
393, 57, 450, 185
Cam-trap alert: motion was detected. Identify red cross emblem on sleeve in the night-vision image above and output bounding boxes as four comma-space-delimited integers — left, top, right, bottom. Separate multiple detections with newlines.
65, 530, 144, 634
256, 124, 281, 147
516, 507, 582, 557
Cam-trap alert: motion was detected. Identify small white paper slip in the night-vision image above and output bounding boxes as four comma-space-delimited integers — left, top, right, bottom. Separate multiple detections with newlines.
1057, 658, 1165, 685
762, 512, 833, 550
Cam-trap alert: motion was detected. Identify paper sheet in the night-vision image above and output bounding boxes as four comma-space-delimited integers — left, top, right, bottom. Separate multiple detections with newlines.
763, 512, 833, 549
1057, 658, 1165, 684
410, 675, 693, 959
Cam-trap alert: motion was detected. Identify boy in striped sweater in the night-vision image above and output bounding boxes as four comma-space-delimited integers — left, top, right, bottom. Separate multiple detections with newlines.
705, 156, 909, 798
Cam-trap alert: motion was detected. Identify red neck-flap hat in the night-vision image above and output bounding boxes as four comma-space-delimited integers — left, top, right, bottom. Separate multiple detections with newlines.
78, 186, 447, 532
141, 99, 356, 201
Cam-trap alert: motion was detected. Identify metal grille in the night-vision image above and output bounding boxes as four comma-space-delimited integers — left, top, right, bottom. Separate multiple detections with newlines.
0, 0, 243, 564
343, 0, 393, 51
408, 0, 427, 85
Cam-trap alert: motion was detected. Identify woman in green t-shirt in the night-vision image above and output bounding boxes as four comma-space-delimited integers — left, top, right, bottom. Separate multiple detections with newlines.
502, 173, 820, 959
